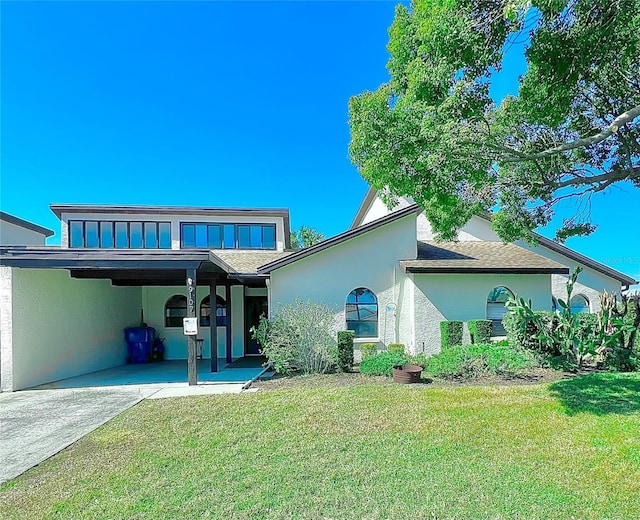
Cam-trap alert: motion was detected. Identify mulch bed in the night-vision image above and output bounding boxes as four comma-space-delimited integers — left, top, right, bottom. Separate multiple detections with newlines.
253, 368, 569, 392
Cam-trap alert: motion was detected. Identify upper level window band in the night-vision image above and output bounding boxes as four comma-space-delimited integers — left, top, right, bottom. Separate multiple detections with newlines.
69, 220, 171, 249
181, 223, 276, 250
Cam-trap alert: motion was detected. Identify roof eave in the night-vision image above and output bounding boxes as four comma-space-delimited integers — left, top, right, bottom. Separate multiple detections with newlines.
476, 214, 637, 286
402, 265, 570, 275
259, 204, 421, 273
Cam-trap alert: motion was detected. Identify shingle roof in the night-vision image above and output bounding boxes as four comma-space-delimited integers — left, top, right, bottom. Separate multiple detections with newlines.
211, 250, 293, 274
400, 241, 569, 274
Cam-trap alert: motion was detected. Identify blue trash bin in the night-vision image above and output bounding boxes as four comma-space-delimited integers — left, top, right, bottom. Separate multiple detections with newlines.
124, 327, 156, 363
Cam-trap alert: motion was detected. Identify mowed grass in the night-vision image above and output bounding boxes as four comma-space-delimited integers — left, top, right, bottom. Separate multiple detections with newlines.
1, 373, 640, 520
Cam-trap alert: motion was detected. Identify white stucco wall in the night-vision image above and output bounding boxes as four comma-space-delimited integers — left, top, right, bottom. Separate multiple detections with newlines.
2, 268, 141, 391
413, 274, 552, 355
60, 211, 287, 252
0, 220, 48, 246
142, 284, 246, 360
269, 214, 418, 353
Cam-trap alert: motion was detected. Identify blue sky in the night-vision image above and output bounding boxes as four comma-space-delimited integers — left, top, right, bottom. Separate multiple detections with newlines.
1, 1, 639, 282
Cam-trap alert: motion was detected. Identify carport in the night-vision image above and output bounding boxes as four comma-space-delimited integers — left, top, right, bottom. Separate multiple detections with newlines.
0, 247, 267, 392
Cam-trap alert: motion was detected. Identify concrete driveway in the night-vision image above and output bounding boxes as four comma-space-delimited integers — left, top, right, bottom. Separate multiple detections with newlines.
0, 387, 145, 484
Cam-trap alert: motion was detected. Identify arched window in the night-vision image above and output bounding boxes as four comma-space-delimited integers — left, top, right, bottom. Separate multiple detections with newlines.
486, 286, 514, 336
165, 295, 187, 327
346, 287, 378, 338
200, 295, 228, 327
570, 294, 590, 314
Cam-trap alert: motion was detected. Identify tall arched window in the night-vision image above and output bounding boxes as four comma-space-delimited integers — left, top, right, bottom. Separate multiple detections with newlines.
570, 294, 590, 314
486, 286, 514, 336
165, 295, 187, 327
346, 287, 378, 338
200, 295, 228, 327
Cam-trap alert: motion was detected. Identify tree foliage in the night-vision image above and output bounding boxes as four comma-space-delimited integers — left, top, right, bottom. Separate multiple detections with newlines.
349, 0, 640, 241
290, 226, 325, 249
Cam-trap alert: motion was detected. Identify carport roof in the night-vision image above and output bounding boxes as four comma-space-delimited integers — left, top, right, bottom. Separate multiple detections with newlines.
400, 241, 569, 274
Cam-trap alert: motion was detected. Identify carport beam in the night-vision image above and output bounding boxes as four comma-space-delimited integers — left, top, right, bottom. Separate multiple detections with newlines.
186, 269, 197, 386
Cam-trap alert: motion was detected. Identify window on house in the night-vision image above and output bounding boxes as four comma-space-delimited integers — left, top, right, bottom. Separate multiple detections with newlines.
570, 294, 590, 314
486, 286, 514, 336
69, 220, 171, 249
165, 295, 187, 327
346, 287, 378, 338
200, 295, 228, 327
180, 223, 277, 250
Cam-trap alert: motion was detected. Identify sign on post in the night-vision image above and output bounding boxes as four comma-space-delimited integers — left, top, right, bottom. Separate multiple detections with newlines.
183, 317, 198, 336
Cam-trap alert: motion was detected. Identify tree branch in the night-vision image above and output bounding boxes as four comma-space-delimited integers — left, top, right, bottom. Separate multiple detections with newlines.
502, 104, 640, 162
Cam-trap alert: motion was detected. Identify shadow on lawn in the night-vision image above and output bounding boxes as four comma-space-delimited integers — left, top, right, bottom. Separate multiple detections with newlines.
549, 373, 640, 416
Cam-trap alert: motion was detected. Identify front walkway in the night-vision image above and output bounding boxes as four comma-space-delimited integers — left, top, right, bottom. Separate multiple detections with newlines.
32, 358, 273, 390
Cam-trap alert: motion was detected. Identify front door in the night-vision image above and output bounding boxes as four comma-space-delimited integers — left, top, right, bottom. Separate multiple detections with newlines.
245, 296, 268, 356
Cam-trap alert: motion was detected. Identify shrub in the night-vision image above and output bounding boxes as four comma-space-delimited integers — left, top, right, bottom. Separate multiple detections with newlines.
251, 300, 338, 374
503, 310, 560, 355
360, 343, 378, 361
467, 319, 492, 344
387, 343, 406, 356
337, 331, 355, 372
425, 343, 540, 379
359, 352, 409, 377
440, 321, 463, 349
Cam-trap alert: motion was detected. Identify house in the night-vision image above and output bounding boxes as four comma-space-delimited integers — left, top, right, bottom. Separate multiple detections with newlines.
263, 189, 635, 354
0, 211, 54, 246
1, 193, 636, 391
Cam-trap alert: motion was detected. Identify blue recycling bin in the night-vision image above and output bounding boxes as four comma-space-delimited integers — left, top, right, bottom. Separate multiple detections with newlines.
124, 327, 156, 364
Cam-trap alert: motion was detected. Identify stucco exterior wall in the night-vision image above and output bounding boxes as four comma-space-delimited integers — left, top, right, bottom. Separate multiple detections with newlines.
0, 220, 48, 246
413, 274, 552, 355
269, 214, 417, 353
142, 284, 246, 360
3, 268, 141, 391
60, 211, 287, 251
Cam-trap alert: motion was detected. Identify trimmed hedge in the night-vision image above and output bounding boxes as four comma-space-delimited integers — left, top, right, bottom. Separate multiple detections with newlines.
425, 343, 540, 379
387, 343, 406, 356
337, 331, 355, 372
440, 321, 463, 349
467, 319, 492, 344
359, 352, 408, 377
359, 343, 378, 361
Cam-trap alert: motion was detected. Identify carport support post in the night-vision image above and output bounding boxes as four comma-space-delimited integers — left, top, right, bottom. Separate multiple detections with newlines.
186, 269, 197, 386
209, 279, 218, 373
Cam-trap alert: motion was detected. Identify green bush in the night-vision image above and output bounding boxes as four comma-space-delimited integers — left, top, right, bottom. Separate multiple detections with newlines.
359, 352, 409, 377
337, 331, 355, 372
387, 343, 406, 356
360, 343, 378, 361
503, 310, 560, 355
251, 300, 338, 375
425, 343, 540, 379
440, 321, 463, 349
467, 319, 492, 344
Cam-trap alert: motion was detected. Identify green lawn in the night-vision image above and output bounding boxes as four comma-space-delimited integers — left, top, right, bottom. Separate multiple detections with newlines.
2, 373, 639, 519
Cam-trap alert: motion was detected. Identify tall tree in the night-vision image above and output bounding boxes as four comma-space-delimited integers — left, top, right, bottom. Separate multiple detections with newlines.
349, 0, 640, 242
290, 226, 325, 249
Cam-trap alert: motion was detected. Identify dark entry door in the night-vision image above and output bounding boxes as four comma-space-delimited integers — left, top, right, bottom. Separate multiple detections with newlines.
245, 296, 268, 356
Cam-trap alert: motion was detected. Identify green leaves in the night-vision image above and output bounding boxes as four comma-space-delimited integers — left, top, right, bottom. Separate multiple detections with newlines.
349, 0, 640, 241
